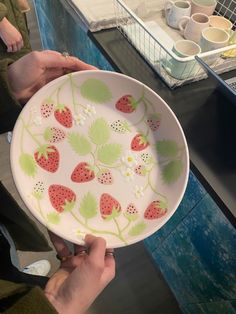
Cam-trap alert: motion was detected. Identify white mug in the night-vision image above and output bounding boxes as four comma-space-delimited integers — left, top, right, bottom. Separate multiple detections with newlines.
200, 27, 230, 52
167, 39, 201, 79
209, 15, 233, 33
165, 0, 191, 29
179, 13, 210, 43
191, 0, 217, 16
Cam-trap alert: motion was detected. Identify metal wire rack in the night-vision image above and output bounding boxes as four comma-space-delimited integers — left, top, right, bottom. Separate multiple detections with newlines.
114, 0, 236, 89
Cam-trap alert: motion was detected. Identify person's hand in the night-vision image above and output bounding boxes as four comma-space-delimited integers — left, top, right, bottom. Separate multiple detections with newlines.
0, 17, 23, 52
45, 233, 115, 314
7, 50, 97, 104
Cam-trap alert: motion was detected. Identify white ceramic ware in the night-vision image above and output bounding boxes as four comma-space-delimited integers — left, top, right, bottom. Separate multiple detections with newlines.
164, 39, 201, 79
209, 15, 233, 32
191, 0, 217, 16
165, 0, 191, 29
200, 26, 230, 52
10, 71, 189, 248
179, 13, 210, 43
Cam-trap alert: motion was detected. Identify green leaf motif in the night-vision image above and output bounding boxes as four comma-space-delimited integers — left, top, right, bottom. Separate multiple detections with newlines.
79, 192, 97, 219
98, 143, 122, 165
156, 140, 179, 158
63, 200, 76, 212
68, 133, 92, 156
124, 212, 138, 221
47, 212, 60, 224
104, 207, 121, 221
80, 79, 112, 103
128, 222, 147, 236
32, 191, 43, 200
19, 153, 37, 177
162, 160, 183, 184
43, 127, 53, 141
89, 118, 110, 145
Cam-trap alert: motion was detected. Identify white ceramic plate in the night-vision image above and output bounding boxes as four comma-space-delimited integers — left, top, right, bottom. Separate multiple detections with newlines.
11, 71, 189, 248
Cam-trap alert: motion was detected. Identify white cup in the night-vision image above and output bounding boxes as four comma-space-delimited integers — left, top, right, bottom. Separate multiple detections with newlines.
191, 0, 217, 16
179, 13, 210, 43
209, 15, 233, 33
165, 0, 191, 29
200, 27, 230, 52
165, 39, 201, 79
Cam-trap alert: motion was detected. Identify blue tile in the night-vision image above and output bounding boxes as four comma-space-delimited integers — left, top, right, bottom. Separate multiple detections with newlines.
182, 300, 236, 314
144, 171, 207, 251
151, 194, 236, 305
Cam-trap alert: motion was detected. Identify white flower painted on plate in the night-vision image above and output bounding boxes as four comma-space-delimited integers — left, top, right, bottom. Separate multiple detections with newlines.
121, 167, 135, 182
33, 116, 42, 126
30, 106, 37, 114
133, 185, 144, 198
73, 228, 87, 238
74, 114, 86, 126
121, 150, 138, 167
83, 104, 96, 117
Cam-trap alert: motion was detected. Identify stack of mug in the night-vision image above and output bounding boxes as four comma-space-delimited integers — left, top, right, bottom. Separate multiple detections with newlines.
164, 0, 234, 79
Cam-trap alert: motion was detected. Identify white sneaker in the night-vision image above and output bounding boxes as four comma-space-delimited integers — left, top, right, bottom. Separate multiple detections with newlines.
22, 259, 51, 276
7, 132, 12, 144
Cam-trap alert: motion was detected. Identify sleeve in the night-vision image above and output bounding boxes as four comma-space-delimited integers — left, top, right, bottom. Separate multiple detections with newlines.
0, 58, 22, 133
0, 280, 58, 313
0, 3, 7, 22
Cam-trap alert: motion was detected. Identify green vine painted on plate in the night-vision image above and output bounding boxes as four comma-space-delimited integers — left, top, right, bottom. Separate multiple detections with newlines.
31, 185, 148, 245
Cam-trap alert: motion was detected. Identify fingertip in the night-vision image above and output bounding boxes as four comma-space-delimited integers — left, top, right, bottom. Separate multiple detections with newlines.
85, 234, 106, 246
84, 234, 98, 247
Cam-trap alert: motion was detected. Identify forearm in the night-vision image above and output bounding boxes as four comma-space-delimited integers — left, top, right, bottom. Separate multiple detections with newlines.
45, 291, 85, 314
44, 270, 88, 314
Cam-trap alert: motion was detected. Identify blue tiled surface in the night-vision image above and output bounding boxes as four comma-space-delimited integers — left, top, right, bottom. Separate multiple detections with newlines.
34, 0, 114, 71
151, 194, 236, 305
144, 170, 207, 251
182, 300, 236, 314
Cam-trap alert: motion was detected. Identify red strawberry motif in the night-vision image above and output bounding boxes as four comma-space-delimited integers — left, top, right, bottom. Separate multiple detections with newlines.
146, 113, 161, 131
34, 145, 59, 173
97, 169, 113, 185
115, 95, 138, 113
48, 184, 76, 213
71, 162, 95, 183
54, 104, 72, 128
135, 165, 147, 176
41, 100, 54, 118
100, 193, 121, 219
131, 134, 149, 151
144, 200, 167, 220
44, 127, 66, 143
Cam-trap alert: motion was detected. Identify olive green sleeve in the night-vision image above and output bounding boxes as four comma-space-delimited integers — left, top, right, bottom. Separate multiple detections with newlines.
0, 3, 7, 21
0, 280, 57, 313
0, 58, 22, 133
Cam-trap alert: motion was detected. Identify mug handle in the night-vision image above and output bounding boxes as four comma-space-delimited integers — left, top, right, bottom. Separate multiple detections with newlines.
185, 1, 191, 8
178, 16, 190, 34
164, 0, 174, 16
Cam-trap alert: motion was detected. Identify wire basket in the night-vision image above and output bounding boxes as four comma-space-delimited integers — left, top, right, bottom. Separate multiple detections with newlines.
114, 0, 236, 89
